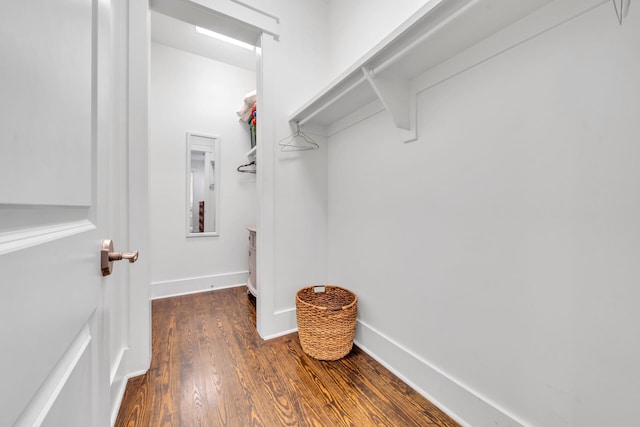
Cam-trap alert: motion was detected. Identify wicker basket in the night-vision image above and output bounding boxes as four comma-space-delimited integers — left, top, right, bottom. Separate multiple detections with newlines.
296, 285, 358, 361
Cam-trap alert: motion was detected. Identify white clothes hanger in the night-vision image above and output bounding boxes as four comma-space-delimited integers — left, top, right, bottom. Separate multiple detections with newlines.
278, 122, 319, 152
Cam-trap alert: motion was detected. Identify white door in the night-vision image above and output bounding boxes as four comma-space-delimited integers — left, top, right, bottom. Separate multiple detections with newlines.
0, 1, 127, 426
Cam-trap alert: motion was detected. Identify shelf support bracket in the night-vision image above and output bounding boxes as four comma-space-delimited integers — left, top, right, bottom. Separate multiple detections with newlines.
362, 67, 411, 129
362, 67, 417, 142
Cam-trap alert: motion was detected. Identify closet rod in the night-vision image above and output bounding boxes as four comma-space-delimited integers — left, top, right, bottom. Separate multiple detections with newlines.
298, 75, 368, 126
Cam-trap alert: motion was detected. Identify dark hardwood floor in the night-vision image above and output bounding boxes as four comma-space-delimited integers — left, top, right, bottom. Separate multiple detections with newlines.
115, 287, 459, 426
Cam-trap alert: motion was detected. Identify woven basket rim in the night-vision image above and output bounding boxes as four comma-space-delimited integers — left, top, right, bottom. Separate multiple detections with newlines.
296, 285, 357, 311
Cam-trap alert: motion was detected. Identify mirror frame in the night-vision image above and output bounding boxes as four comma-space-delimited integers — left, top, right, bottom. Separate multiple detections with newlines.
185, 132, 221, 238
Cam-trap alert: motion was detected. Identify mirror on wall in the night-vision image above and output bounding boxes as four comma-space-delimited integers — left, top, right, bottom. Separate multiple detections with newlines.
186, 132, 220, 237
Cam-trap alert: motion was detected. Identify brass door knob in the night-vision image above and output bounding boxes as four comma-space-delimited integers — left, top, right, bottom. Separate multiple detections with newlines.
101, 239, 139, 276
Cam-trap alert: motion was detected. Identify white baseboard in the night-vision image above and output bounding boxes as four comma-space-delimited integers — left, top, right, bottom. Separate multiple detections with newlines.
262, 327, 298, 340
354, 320, 526, 427
151, 271, 249, 300
258, 307, 297, 340
261, 308, 297, 339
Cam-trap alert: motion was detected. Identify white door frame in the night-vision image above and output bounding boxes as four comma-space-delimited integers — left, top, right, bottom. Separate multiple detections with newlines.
125, 0, 153, 381
122, 0, 279, 391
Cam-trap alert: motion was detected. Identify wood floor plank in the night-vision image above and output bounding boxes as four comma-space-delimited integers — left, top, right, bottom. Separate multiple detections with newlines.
115, 287, 460, 427
194, 306, 234, 425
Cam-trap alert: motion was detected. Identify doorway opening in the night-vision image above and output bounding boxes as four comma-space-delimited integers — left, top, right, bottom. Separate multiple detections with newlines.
144, 0, 278, 338
148, 6, 257, 303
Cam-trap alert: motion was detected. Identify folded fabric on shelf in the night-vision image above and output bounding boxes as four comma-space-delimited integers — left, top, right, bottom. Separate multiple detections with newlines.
236, 89, 256, 121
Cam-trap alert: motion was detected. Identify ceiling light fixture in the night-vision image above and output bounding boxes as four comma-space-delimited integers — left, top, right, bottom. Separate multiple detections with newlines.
195, 26, 255, 51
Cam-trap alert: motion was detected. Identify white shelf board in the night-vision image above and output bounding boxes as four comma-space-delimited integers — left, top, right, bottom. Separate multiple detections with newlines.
298, 76, 377, 127
289, 0, 553, 134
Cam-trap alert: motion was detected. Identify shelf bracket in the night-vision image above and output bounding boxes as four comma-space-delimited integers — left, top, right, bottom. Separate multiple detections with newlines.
362, 67, 411, 130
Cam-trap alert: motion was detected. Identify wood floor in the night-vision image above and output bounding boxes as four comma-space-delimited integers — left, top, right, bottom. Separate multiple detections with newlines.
115, 287, 459, 426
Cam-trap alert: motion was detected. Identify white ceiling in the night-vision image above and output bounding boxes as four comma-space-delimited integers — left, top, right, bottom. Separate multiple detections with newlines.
150, 11, 257, 71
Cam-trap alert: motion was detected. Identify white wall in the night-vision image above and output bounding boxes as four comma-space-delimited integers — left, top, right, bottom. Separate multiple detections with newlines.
149, 42, 257, 297
271, 0, 330, 334
327, 1, 640, 426
233, 0, 331, 337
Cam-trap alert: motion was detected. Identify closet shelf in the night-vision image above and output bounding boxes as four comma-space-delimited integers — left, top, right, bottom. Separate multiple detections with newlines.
288, 0, 552, 139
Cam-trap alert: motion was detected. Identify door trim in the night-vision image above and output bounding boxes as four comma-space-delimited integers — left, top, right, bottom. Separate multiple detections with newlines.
126, 0, 153, 377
